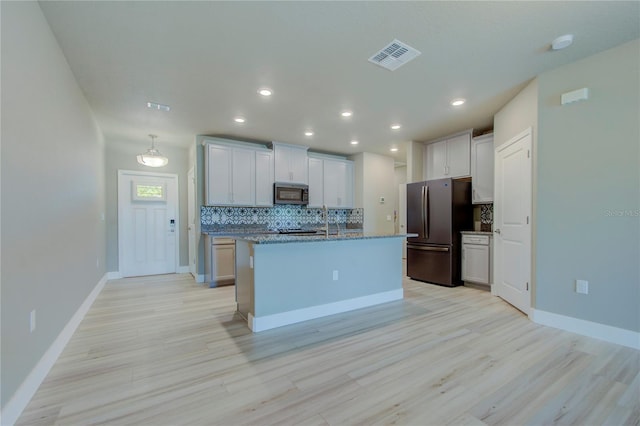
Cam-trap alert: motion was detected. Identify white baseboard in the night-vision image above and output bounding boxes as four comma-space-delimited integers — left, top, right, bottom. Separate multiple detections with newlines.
248, 289, 404, 332
531, 308, 640, 350
106, 271, 121, 280
1, 274, 108, 426
194, 274, 205, 283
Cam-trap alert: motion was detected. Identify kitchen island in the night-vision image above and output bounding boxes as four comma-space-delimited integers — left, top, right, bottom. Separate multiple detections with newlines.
233, 233, 408, 332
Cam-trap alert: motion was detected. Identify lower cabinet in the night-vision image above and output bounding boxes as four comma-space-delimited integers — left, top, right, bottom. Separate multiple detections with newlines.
461, 234, 491, 285
205, 236, 235, 287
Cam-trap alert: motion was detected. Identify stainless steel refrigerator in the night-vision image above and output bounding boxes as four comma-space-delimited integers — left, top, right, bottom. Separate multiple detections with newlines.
406, 178, 472, 286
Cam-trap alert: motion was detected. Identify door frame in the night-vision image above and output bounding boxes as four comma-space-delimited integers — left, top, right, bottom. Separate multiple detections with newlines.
187, 166, 196, 276
492, 127, 532, 315
117, 169, 180, 277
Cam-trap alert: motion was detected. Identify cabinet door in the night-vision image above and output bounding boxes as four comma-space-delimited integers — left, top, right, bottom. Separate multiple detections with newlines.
206, 144, 232, 205
471, 135, 494, 203
289, 147, 309, 184
214, 243, 235, 282
231, 148, 255, 205
425, 141, 447, 180
462, 244, 490, 284
255, 150, 274, 206
341, 161, 354, 208
273, 146, 291, 182
446, 133, 471, 178
323, 160, 342, 207
308, 157, 324, 207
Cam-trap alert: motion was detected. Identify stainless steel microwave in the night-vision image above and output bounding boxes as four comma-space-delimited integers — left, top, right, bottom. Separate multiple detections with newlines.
274, 183, 309, 205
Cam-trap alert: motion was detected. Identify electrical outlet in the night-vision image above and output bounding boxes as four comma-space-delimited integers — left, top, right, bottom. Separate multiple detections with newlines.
333, 270, 339, 281
30, 310, 36, 333
576, 279, 589, 294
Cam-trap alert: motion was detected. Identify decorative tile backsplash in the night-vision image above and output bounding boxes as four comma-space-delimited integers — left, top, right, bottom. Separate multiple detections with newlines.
480, 203, 493, 232
201, 205, 363, 230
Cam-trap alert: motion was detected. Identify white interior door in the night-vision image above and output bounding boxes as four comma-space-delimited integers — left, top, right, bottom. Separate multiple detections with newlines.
188, 167, 196, 276
118, 170, 178, 277
494, 128, 532, 314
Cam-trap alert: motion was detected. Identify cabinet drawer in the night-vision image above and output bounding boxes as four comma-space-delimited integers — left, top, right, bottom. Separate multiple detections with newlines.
462, 235, 489, 245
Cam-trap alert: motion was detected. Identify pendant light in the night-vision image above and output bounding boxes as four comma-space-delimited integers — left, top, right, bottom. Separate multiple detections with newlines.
137, 134, 168, 167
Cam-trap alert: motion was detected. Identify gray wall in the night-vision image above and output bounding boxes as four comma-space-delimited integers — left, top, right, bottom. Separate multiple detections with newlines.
351, 152, 396, 234
1, 1, 106, 408
535, 39, 639, 332
105, 139, 190, 272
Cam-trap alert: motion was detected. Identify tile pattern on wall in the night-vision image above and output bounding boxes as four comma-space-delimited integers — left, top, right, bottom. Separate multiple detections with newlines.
480, 203, 493, 231
201, 205, 363, 230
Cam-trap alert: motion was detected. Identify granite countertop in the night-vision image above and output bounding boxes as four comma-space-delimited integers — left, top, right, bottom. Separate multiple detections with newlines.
461, 230, 493, 236
235, 232, 413, 244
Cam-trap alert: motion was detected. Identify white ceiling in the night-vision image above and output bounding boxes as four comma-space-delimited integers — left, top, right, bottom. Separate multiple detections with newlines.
38, 1, 639, 161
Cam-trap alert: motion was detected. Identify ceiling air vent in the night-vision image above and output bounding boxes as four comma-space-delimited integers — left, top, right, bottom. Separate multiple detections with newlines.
368, 39, 421, 71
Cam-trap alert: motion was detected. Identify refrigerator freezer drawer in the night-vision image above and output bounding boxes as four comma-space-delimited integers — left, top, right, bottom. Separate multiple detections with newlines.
407, 245, 459, 287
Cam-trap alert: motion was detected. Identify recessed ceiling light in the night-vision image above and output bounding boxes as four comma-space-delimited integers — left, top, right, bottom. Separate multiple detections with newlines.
451, 98, 466, 107
258, 88, 272, 96
350, 140, 359, 145
341, 111, 353, 118
147, 101, 170, 112
390, 147, 399, 152
305, 131, 314, 136
551, 34, 574, 50
391, 124, 401, 130
234, 117, 246, 123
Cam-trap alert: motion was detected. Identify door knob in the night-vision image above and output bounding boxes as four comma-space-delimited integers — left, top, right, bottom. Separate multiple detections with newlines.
494, 228, 501, 234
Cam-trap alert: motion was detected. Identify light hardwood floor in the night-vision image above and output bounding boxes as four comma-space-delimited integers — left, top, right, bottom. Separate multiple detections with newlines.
17, 273, 639, 425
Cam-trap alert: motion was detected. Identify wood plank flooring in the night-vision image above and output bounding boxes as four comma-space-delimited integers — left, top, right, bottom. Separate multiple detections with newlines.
17, 273, 639, 425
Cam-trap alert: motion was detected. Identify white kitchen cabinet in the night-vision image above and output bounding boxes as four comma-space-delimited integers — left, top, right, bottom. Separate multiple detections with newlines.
307, 156, 324, 207
307, 154, 354, 208
205, 142, 255, 206
204, 236, 235, 287
461, 234, 491, 285
424, 130, 471, 180
324, 159, 353, 208
272, 142, 309, 184
471, 133, 494, 204
255, 149, 274, 206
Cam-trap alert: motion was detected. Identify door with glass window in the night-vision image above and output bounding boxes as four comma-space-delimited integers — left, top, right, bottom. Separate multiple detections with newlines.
118, 170, 178, 277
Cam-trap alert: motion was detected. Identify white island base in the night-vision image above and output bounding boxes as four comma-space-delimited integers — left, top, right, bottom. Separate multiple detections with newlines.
235, 235, 405, 332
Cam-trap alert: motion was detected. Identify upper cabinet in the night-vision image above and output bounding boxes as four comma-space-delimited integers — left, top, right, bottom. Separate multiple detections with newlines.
471, 133, 494, 204
272, 142, 309, 184
205, 143, 255, 206
307, 154, 354, 208
204, 138, 274, 207
307, 156, 324, 207
424, 130, 472, 180
254, 149, 275, 206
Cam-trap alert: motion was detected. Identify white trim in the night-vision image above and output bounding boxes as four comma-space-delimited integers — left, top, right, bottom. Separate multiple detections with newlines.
107, 271, 122, 280
248, 289, 404, 332
176, 266, 190, 273
531, 308, 640, 350
1, 274, 108, 426
193, 274, 205, 283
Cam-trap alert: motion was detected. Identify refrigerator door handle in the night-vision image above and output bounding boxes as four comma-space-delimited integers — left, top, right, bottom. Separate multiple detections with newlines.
424, 185, 430, 239
421, 185, 426, 239
407, 244, 450, 252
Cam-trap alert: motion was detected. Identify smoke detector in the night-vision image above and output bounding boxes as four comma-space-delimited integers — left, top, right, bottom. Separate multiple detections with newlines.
368, 39, 421, 71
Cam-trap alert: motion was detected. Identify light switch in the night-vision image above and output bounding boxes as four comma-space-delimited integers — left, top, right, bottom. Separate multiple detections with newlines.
576, 279, 589, 294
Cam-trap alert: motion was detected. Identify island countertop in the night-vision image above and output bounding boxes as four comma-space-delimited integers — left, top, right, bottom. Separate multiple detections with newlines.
233, 232, 414, 244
